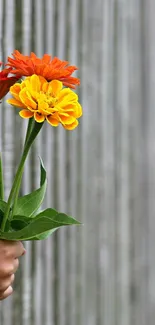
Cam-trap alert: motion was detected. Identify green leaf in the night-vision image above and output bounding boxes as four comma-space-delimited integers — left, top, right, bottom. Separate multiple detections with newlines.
0, 201, 11, 231
0, 200, 12, 231
0, 210, 80, 241
0, 209, 4, 227
33, 228, 58, 240
11, 216, 31, 230
0, 200, 7, 213
36, 208, 81, 225
13, 159, 47, 218
32, 209, 81, 240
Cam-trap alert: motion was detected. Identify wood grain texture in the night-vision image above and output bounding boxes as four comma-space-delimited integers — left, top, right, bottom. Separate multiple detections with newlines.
0, 0, 155, 324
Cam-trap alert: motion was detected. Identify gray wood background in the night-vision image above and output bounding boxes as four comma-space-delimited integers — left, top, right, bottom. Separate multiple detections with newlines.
0, 0, 155, 324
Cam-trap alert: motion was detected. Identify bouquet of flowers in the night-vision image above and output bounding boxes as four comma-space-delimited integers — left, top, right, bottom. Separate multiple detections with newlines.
0, 51, 82, 241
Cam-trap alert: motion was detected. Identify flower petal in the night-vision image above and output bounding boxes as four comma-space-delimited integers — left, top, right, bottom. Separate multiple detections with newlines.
49, 80, 63, 96
46, 115, 59, 127
59, 113, 76, 125
64, 120, 78, 130
7, 50, 80, 89
19, 88, 37, 110
7, 98, 26, 108
34, 112, 45, 123
76, 103, 83, 118
57, 88, 77, 102
9, 83, 22, 101
19, 110, 34, 119
30, 74, 41, 92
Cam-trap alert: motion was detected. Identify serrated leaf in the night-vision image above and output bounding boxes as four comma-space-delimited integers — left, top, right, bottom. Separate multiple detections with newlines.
13, 159, 47, 218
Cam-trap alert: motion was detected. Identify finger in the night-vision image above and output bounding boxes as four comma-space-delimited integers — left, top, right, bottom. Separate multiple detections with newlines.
0, 258, 20, 277
0, 286, 13, 300
12, 241, 26, 258
0, 240, 26, 258
13, 258, 19, 274
0, 274, 14, 293
10, 274, 15, 284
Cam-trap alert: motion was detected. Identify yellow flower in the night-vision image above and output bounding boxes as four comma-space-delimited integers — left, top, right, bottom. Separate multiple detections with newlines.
7, 74, 82, 130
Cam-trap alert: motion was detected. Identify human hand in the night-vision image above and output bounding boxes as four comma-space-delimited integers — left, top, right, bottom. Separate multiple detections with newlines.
0, 240, 26, 300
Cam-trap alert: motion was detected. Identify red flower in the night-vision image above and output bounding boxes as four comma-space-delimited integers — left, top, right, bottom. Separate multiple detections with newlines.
7, 50, 80, 89
0, 63, 20, 100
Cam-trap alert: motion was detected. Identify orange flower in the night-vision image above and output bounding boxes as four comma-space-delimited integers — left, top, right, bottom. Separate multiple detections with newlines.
7, 74, 82, 130
0, 63, 20, 100
7, 50, 80, 89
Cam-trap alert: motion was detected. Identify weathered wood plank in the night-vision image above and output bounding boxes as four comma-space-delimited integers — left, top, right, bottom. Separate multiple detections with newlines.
1, 1, 155, 325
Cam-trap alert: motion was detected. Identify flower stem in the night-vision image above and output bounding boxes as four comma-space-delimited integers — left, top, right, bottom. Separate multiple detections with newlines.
11, 118, 35, 217
24, 118, 35, 148
0, 153, 4, 200
1, 121, 44, 231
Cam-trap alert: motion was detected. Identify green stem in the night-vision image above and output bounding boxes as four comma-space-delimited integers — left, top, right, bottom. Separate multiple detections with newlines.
11, 118, 35, 217
0, 153, 4, 200
24, 118, 35, 148
1, 121, 44, 231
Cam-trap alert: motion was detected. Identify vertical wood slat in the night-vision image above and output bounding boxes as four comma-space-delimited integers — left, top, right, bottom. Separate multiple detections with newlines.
145, 1, 155, 323
67, 1, 79, 325
80, 0, 89, 324
33, 2, 44, 325
56, 1, 68, 325
115, 2, 131, 325
128, 2, 149, 325
1, 1, 15, 325
44, 2, 56, 324
102, 1, 116, 325
21, 2, 33, 325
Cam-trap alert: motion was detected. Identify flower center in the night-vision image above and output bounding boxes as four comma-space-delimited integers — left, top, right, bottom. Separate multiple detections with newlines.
45, 96, 57, 107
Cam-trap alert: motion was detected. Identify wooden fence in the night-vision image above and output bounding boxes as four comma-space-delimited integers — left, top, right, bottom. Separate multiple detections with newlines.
0, 0, 155, 324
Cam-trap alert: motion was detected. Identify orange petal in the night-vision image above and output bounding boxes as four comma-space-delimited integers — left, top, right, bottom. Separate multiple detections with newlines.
19, 110, 34, 119
10, 83, 22, 101
34, 112, 45, 123
46, 115, 59, 127
7, 98, 26, 108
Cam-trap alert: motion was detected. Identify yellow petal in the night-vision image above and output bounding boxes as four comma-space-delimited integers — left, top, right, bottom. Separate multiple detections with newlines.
49, 80, 62, 97
64, 120, 78, 130
19, 88, 37, 110
59, 113, 76, 125
19, 110, 34, 119
34, 112, 45, 123
38, 102, 49, 115
61, 103, 76, 111
57, 88, 78, 103
7, 98, 26, 108
30, 74, 41, 92
38, 76, 49, 93
76, 103, 82, 118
